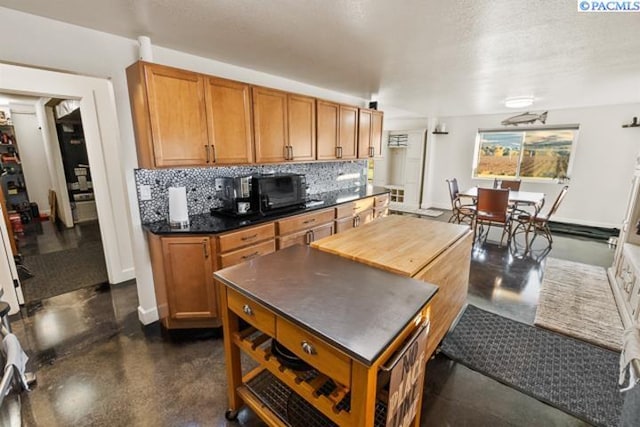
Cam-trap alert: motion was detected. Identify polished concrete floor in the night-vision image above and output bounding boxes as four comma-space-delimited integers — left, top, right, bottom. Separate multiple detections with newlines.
1, 214, 616, 426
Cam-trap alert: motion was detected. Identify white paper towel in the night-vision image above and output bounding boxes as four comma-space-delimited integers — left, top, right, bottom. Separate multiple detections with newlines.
168, 187, 189, 227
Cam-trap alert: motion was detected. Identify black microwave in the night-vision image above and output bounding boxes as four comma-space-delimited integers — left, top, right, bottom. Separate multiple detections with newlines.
255, 173, 307, 213
216, 173, 307, 216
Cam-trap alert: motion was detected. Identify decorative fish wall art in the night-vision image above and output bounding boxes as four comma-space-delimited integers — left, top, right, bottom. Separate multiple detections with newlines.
501, 111, 548, 126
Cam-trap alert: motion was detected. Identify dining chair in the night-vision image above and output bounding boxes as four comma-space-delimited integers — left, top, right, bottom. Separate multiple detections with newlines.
511, 186, 569, 252
446, 178, 475, 224
493, 178, 521, 191
474, 188, 512, 246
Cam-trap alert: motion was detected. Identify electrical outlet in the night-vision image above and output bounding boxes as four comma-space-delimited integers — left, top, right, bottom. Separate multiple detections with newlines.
139, 185, 152, 201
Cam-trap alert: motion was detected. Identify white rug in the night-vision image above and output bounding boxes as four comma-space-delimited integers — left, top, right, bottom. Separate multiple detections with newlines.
535, 257, 623, 352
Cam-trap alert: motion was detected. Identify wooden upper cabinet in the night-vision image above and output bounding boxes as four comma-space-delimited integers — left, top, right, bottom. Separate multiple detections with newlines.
205, 77, 253, 164
358, 108, 384, 159
317, 101, 358, 160
287, 94, 316, 161
253, 87, 288, 163
339, 105, 358, 160
317, 100, 340, 160
371, 110, 384, 158
358, 109, 372, 159
143, 64, 209, 167
126, 61, 384, 167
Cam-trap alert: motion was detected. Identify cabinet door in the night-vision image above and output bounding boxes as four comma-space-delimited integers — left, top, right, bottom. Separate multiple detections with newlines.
205, 77, 253, 164
317, 100, 339, 160
358, 109, 372, 159
288, 94, 316, 161
144, 64, 209, 167
339, 105, 358, 159
161, 236, 217, 320
371, 111, 384, 158
253, 87, 288, 163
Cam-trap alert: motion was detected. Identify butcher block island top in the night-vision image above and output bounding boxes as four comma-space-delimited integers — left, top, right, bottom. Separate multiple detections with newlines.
311, 215, 470, 277
312, 215, 473, 360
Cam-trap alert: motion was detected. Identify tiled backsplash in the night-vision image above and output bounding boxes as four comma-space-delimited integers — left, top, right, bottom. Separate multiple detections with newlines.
134, 161, 368, 223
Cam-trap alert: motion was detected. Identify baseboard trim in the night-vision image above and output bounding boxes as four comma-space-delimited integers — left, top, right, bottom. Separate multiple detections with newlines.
138, 305, 159, 325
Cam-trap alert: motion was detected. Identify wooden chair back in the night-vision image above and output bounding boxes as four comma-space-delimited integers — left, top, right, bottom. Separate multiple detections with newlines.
500, 179, 521, 191
477, 188, 510, 222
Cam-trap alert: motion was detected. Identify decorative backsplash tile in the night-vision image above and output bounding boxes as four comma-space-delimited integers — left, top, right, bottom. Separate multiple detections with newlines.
134, 161, 368, 223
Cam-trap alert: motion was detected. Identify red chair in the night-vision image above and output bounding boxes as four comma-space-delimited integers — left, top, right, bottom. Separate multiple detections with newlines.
493, 178, 521, 191
474, 188, 512, 246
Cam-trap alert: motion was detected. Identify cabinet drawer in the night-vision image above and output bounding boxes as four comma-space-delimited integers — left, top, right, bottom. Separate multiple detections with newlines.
335, 217, 355, 234
276, 317, 351, 386
276, 209, 334, 235
277, 223, 334, 250
217, 223, 275, 253
354, 197, 374, 214
218, 240, 276, 268
335, 202, 355, 219
227, 287, 275, 336
374, 207, 388, 219
356, 208, 374, 226
374, 194, 389, 208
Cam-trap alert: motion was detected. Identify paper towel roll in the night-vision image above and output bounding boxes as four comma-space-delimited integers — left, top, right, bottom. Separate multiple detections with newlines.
168, 187, 189, 228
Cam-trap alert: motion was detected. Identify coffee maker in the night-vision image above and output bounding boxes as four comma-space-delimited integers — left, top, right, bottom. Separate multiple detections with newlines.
216, 175, 258, 215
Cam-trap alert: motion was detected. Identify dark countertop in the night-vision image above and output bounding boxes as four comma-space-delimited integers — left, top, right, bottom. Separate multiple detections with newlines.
214, 245, 438, 366
143, 185, 389, 235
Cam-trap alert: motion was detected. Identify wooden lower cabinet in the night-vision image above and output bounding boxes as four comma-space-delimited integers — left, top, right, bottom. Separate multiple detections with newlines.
146, 194, 390, 329
147, 233, 219, 329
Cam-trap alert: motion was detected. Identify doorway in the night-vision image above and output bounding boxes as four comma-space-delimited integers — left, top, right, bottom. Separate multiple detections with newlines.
0, 96, 108, 303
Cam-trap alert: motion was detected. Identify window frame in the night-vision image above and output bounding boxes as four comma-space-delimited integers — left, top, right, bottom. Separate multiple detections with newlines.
471, 124, 580, 183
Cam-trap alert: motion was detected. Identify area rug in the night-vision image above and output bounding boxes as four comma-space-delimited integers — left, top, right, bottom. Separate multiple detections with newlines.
535, 257, 623, 352
21, 241, 108, 303
440, 305, 624, 427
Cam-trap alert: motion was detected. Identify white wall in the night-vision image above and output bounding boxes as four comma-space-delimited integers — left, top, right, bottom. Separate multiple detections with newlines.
422, 104, 640, 228
0, 7, 369, 324
9, 105, 53, 216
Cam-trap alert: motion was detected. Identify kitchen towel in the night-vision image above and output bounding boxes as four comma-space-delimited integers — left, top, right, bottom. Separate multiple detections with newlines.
1, 333, 29, 391
168, 186, 189, 227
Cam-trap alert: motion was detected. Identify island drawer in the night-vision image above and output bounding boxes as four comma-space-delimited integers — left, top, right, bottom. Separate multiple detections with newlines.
217, 223, 275, 253
227, 287, 276, 336
276, 209, 334, 235
218, 240, 276, 269
276, 317, 352, 387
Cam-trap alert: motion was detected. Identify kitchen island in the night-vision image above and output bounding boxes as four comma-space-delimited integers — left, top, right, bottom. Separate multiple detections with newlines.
215, 245, 438, 426
311, 215, 472, 358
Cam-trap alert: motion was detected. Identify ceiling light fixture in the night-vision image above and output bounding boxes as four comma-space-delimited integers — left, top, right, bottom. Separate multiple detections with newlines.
504, 96, 534, 109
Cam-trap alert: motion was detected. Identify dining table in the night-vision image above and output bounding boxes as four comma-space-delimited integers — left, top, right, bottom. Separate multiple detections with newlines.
460, 186, 546, 213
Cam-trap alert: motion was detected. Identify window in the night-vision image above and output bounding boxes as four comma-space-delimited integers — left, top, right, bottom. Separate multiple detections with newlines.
473, 126, 579, 181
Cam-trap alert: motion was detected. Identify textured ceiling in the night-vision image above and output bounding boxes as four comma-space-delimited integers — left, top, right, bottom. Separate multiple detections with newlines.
1, 0, 639, 116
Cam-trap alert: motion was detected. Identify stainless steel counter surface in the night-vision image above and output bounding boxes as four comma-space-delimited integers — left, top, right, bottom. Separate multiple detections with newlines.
214, 245, 438, 366
143, 186, 389, 235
